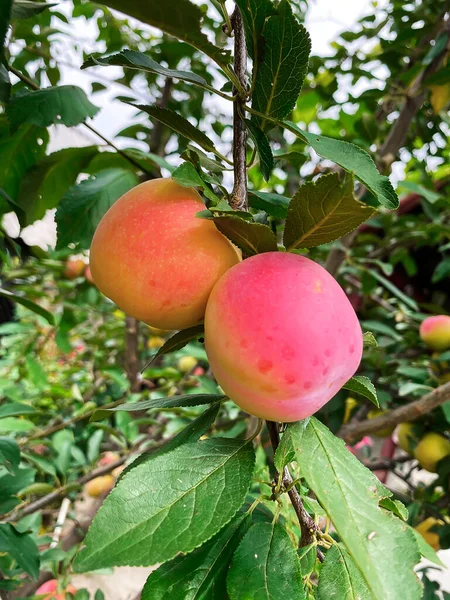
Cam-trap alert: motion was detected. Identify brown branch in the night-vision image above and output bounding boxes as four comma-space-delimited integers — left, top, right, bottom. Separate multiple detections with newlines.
339, 380, 450, 444
364, 455, 411, 471
229, 6, 248, 211
266, 421, 324, 560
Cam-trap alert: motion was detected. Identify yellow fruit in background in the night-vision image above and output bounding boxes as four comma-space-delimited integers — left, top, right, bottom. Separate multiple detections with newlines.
397, 423, 419, 454
112, 465, 125, 478
178, 356, 198, 373
429, 84, 450, 114
85, 475, 115, 498
148, 336, 165, 350
113, 309, 126, 319
414, 432, 450, 472
343, 396, 358, 424
415, 517, 443, 551
367, 409, 395, 437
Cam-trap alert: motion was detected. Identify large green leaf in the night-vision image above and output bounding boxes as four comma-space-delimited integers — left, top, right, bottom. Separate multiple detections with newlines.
7, 86, 99, 128
55, 168, 139, 249
227, 522, 306, 600
249, 190, 290, 218
73, 438, 255, 572
234, 0, 273, 61
0, 123, 48, 205
286, 419, 422, 600
131, 105, 217, 155
0, 466, 35, 513
0, 523, 40, 579
17, 146, 98, 225
142, 513, 250, 600
283, 173, 375, 250
244, 119, 274, 181
0, 287, 55, 325
11, 0, 57, 19
0, 402, 37, 418
211, 215, 278, 256
284, 122, 399, 210
252, 0, 310, 125
317, 544, 374, 600
100, 0, 231, 68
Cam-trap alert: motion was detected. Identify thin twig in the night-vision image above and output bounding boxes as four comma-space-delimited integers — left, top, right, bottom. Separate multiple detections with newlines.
229, 6, 248, 211
266, 421, 324, 560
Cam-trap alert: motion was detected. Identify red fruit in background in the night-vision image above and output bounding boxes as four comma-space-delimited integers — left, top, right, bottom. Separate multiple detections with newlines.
98, 451, 119, 466
85, 265, 95, 284
420, 315, 450, 352
35, 579, 77, 599
205, 253, 363, 422
64, 258, 85, 280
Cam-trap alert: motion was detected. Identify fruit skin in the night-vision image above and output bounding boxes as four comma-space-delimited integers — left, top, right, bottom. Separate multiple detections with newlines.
35, 579, 77, 599
90, 178, 240, 330
367, 409, 395, 438
64, 258, 85, 280
414, 432, 450, 472
178, 355, 198, 373
420, 315, 450, 352
396, 423, 419, 454
415, 517, 443, 551
205, 253, 363, 422
98, 451, 119, 466
84, 474, 115, 497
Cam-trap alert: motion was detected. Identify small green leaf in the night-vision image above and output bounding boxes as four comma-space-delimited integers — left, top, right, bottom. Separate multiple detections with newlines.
432, 258, 450, 284
130, 105, 216, 155
284, 122, 399, 210
363, 331, 378, 348
0, 523, 40, 579
212, 215, 278, 256
73, 438, 255, 572
99, 0, 231, 68
286, 419, 422, 600
11, 1, 57, 19
298, 544, 316, 577
25, 355, 48, 390
249, 190, 290, 218
317, 544, 374, 600
342, 375, 378, 407
0, 402, 38, 419
0, 437, 20, 473
0, 287, 55, 325
142, 513, 250, 599
7, 86, 99, 128
379, 498, 408, 521
410, 527, 445, 568
252, 0, 311, 125
244, 119, 274, 181
368, 269, 418, 311
283, 173, 375, 250
17, 146, 98, 225
143, 324, 204, 369
172, 162, 220, 203
90, 393, 225, 422
55, 168, 139, 249
227, 522, 306, 600
0, 417, 35, 432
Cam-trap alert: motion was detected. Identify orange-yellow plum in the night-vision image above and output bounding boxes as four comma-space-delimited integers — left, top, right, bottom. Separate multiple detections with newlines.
414, 432, 450, 472
35, 579, 77, 599
205, 253, 363, 422
90, 178, 240, 330
85, 474, 115, 497
64, 258, 85, 280
420, 315, 450, 351
415, 517, 443, 551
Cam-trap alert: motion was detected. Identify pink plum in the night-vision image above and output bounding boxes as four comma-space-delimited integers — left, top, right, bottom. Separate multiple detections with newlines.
204, 252, 363, 422
420, 315, 450, 352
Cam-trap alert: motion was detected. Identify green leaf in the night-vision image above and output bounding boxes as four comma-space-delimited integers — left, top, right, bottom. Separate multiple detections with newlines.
425, 64, 450, 86
298, 544, 316, 577
55, 168, 139, 249
0, 124, 48, 205
0, 287, 55, 325
131, 105, 217, 155
234, 0, 273, 61
100, 0, 231, 68
172, 162, 220, 203
252, 0, 310, 125
432, 258, 450, 284
91, 393, 225, 421
0, 417, 35, 432
363, 331, 378, 348
0, 0, 12, 58
0, 523, 40, 579
397, 180, 442, 204
73, 438, 255, 572
284, 122, 399, 210
227, 522, 306, 600
283, 173, 375, 250
244, 119, 274, 181
317, 544, 374, 600
0, 402, 37, 418
368, 269, 418, 311
286, 419, 422, 600
17, 146, 98, 225
379, 498, 408, 521
83, 50, 217, 95
249, 190, 290, 218
143, 324, 204, 368
25, 355, 48, 390
342, 375, 379, 408
410, 527, 445, 568
142, 513, 250, 599
11, 1, 57, 19
0, 63, 11, 103
0, 466, 35, 513
0, 437, 20, 473
7, 86, 99, 128
212, 215, 278, 256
